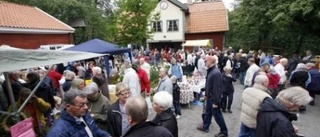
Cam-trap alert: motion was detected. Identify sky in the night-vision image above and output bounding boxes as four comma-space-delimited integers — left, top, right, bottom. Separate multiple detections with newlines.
178, 0, 235, 10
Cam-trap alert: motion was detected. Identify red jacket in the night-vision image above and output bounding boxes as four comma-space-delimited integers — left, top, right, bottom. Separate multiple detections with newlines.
267, 73, 280, 90
48, 70, 62, 90
137, 68, 150, 93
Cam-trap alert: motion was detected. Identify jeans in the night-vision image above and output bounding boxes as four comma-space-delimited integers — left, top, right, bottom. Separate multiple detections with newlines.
203, 99, 228, 135
173, 101, 181, 115
239, 71, 246, 85
238, 123, 256, 137
221, 93, 234, 110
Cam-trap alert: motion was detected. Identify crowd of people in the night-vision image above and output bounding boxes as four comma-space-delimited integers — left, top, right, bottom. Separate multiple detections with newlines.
0, 46, 319, 137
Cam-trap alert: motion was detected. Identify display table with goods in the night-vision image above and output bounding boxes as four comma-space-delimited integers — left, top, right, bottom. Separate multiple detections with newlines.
178, 71, 206, 108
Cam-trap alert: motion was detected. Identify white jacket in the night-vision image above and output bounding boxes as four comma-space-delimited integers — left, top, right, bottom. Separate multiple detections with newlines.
240, 84, 271, 129
122, 68, 141, 97
187, 54, 193, 65
197, 58, 207, 77
244, 64, 260, 86
274, 63, 286, 84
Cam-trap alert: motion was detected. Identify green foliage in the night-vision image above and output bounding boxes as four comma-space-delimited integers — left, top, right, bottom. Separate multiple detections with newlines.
227, 0, 320, 56
150, 66, 159, 88
112, 0, 159, 47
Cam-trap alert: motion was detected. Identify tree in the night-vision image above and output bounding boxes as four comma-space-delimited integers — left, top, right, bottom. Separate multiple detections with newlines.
226, 0, 320, 56
112, 0, 159, 47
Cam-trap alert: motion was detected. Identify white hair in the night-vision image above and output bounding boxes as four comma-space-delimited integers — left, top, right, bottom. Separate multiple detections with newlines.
92, 66, 102, 74
200, 54, 206, 59
160, 67, 167, 74
295, 63, 306, 71
279, 58, 288, 63
254, 74, 268, 84
241, 53, 247, 58
223, 66, 232, 72
84, 82, 99, 94
64, 70, 75, 80
153, 91, 173, 110
306, 62, 315, 67
170, 75, 177, 82
276, 86, 312, 106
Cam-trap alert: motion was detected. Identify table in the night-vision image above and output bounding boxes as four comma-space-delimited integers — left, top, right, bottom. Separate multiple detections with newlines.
178, 79, 206, 108
178, 83, 194, 108
189, 80, 205, 93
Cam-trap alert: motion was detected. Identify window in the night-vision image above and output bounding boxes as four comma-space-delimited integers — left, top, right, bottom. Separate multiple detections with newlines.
167, 20, 179, 32
152, 21, 162, 32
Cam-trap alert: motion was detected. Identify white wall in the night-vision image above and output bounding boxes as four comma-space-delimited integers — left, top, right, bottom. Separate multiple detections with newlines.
147, 1, 185, 43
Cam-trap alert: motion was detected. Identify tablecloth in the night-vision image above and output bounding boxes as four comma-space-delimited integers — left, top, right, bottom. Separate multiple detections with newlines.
189, 80, 206, 93
178, 83, 194, 104
180, 89, 194, 104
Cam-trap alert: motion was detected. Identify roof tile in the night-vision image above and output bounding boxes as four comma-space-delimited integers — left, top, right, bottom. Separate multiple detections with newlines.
0, 1, 74, 31
186, 1, 228, 33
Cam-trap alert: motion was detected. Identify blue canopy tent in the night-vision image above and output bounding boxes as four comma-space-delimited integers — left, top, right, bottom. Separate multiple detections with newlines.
65, 38, 132, 77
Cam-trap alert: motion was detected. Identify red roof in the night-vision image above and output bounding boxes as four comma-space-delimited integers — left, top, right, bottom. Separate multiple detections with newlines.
0, 1, 74, 32
186, 2, 228, 33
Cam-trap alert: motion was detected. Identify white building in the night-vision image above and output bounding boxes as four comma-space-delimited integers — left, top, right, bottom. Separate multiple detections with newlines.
147, 0, 188, 50
148, 0, 228, 51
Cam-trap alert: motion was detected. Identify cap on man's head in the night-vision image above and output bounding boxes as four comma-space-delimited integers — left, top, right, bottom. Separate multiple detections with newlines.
260, 62, 270, 66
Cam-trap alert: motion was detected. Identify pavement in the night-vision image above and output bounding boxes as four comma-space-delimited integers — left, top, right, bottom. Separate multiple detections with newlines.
174, 81, 320, 137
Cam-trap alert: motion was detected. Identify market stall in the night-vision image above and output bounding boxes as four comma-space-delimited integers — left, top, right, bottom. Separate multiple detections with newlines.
182, 39, 212, 52
0, 46, 105, 135
65, 38, 132, 77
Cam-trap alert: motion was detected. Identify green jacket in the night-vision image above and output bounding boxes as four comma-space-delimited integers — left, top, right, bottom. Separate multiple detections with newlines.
87, 93, 110, 131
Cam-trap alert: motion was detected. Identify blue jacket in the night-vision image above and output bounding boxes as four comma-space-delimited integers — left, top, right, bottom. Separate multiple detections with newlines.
307, 68, 320, 93
205, 65, 223, 105
46, 110, 110, 137
260, 56, 274, 66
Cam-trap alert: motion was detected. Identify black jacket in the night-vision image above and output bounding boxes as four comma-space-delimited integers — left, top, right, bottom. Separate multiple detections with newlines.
152, 109, 178, 137
290, 71, 309, 89
106, 100, 123, 137
25, 80, 55, 109
172, 83, 180, 102
62, 80, 72, 92
240, 58, 249, 72
222, 74, 236, 94
256, 98, 298, 137
123, 121, 173, 137
205, 66, 223, 105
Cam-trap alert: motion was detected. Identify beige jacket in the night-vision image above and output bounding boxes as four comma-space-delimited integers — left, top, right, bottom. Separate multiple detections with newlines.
240, 84, 271, 129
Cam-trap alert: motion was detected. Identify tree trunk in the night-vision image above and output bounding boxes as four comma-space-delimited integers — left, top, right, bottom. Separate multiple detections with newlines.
295, 35, 304, 53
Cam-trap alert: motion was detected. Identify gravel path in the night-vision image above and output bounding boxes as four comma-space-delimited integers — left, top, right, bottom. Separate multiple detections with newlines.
176, 82, 320, 137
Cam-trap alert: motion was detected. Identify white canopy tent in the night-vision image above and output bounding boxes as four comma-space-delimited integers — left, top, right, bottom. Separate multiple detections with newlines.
182, 39, 212, 47
0, 46, 105, 72
0, 45, 106, 127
